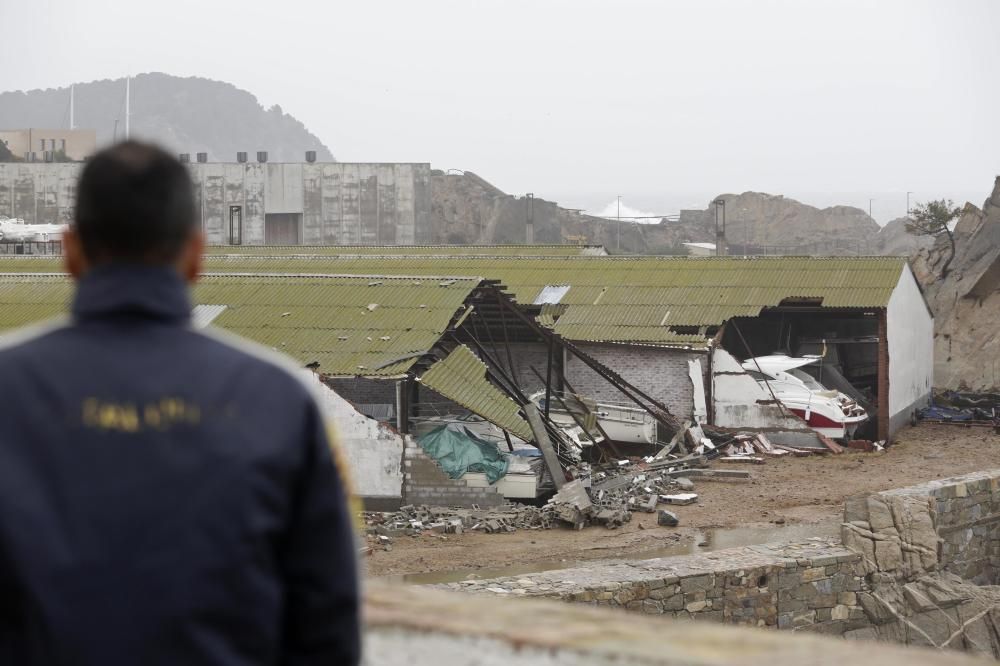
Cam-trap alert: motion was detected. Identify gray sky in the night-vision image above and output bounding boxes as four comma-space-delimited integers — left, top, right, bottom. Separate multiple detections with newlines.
2, 0, 998, 221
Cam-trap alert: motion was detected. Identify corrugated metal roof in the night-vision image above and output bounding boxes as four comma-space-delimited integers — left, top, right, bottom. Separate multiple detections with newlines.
205, 244, 607, 256
0, 274, 483, 377
191, 255, 906, 344
417, 344, 533, 441
0, 255, 909, 346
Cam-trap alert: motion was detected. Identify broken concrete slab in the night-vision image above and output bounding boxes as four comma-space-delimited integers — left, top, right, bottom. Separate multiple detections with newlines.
660, 493, 698, 506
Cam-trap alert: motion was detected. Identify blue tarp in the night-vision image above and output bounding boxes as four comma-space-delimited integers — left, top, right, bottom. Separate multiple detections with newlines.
418, 424, 511, 484
917, 391, 999, 422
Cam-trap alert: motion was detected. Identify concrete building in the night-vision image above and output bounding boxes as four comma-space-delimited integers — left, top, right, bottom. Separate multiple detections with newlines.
0, 128, 96, 162
0, 161, 433, 244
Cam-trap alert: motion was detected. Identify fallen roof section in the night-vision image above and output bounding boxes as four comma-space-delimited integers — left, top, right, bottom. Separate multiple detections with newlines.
417, 344, 533, 441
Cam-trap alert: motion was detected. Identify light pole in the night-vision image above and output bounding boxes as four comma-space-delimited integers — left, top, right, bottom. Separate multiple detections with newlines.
869, 198, 875, 220
713, 199, 726, 256
906, 191, 913, 217
616, 195, 622, 252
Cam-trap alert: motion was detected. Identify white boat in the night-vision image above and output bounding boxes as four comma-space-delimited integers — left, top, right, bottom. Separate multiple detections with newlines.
530, 391, 658, 445
0, 217, 67, 242
741, 355, 868, 440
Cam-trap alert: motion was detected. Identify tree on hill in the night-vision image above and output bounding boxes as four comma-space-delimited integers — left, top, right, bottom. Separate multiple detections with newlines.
906, 199, 962, 278
0, 140, 19, 162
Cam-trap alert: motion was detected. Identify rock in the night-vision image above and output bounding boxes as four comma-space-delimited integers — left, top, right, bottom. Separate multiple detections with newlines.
657, 510, 679, 527
675, 477, 695, 491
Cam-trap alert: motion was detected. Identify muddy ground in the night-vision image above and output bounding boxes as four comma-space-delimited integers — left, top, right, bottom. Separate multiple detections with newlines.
366, 423, 997, 578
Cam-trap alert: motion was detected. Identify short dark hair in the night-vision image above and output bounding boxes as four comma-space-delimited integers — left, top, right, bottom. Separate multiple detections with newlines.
74, 141, 197, 264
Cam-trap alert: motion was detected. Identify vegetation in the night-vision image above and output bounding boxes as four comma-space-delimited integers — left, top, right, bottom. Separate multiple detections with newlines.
905, 199, 962, 277
0, 140, 19, 162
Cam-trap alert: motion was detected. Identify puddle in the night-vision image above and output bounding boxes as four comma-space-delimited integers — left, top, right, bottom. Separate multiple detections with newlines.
378, 521, 839, 586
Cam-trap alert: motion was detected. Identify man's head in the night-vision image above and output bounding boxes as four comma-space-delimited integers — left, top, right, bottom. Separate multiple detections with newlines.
65, 141, 203, 281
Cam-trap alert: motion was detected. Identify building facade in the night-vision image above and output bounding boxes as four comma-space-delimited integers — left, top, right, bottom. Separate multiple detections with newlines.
0, 161, 434, 245
0, 128, 96, 162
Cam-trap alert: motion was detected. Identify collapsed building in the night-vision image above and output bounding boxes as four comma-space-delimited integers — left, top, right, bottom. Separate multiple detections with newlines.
0, 251, 934, 516
176, 252, 933, 442
0, 269, 676, 511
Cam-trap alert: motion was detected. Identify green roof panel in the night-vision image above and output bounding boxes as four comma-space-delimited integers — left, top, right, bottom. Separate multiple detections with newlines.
418, 344, 533, 441
0, 273, 482, 377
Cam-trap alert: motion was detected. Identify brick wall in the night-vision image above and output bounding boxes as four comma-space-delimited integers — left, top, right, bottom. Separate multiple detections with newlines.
326, 377, 397, 406
565, 343, 707, 420
403, 437, 503, 508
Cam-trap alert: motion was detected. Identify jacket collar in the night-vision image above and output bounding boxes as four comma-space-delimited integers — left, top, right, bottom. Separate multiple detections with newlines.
71, 264, 192, 325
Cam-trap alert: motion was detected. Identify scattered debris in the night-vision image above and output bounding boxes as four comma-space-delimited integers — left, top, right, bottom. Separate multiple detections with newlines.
660, 493, 698, 506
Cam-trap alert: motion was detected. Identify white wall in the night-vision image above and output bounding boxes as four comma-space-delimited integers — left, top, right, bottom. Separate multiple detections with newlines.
710, 348, 813, 431
300, 371, 404, 500
887, 263, 934, 434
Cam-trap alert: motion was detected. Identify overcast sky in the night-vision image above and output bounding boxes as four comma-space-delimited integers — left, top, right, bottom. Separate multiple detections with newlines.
1, 0, 998, 221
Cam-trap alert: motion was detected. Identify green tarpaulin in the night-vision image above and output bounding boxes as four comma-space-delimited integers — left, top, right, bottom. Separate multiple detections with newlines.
417, 424, 510, 484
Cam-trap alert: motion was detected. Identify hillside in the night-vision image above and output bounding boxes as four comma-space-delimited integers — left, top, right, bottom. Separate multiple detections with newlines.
910, 178, 1000, 390
431, 176, 889, 255
0, 73, 333, 162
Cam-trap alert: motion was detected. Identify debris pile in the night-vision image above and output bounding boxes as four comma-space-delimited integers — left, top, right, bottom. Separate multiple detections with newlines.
362, 503, 558, 549
917, 390, 1000, 426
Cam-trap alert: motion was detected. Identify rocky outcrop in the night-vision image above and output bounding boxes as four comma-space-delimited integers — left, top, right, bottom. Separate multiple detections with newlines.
679, 193, 882, 255
875, 217, 936, 257
840, 473, 1000, 655
430, 177, 885, 255
912, 178, 1000, 389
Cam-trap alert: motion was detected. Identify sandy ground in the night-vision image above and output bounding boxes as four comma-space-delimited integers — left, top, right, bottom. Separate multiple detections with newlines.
366, 423, 998, 578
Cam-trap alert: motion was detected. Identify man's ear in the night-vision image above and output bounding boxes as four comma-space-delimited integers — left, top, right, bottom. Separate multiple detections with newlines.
63, 228, 88, 279
179, 230, 205, 284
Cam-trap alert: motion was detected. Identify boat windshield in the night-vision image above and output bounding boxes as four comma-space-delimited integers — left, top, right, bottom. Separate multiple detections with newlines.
787, 367, 827, 391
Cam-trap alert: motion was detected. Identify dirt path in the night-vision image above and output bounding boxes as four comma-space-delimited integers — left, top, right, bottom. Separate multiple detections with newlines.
365, 423, 997, 577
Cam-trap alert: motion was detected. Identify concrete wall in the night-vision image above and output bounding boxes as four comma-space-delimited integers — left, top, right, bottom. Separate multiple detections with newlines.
301, 371, 404, 505
0, 162, 81, 224
565, 343, 704, 420
887, 264, 934, 436
0, 162, 432, 244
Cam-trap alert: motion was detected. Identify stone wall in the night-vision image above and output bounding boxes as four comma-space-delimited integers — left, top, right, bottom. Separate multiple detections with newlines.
838, 471, 1000, 652
441, 539, 867, 634
879, 470, 1000, 585
441, 469, 1000, 657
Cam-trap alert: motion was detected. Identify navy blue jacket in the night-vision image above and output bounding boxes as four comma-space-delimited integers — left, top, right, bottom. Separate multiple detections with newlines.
0, 266, 360, 665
